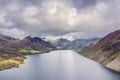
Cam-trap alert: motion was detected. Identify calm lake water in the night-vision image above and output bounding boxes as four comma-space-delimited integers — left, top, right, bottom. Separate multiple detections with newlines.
0, 50, 120, 80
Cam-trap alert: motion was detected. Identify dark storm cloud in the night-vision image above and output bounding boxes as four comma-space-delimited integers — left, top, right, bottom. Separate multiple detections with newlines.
16, 0, 43, 6
0, 0, 42, 6
73, 0, 98, 9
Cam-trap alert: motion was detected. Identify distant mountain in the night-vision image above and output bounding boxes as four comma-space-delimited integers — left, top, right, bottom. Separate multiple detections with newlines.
49, 38, 71, 49
81, 30, 120, 72
49, 38, 100, 52
61, 38, 100, 51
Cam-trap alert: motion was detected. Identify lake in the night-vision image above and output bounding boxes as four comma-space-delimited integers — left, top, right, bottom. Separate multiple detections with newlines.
0, 50, 120, 80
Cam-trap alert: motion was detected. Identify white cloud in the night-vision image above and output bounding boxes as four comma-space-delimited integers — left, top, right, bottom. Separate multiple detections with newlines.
0, 10, 13, 27
0, 28, 27, 39
22, 6, 40, 25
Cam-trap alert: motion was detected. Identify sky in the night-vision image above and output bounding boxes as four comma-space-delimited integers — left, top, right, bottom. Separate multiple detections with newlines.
0, 0, 120, 40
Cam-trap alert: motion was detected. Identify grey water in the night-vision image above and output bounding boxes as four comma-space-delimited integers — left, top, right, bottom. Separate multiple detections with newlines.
0, 50, 120, 80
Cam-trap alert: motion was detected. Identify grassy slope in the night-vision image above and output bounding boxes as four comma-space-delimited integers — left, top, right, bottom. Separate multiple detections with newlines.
19, 48, 40, 55
0, 52, 25, 70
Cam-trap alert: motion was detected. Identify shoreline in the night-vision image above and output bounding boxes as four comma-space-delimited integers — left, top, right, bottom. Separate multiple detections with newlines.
78, 51, 120, 73
1, 49, 119, 73
0, 50, 55, 71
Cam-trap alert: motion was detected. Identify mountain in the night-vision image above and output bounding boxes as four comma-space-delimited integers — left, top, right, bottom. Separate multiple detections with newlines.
20, 36, 56, 52
49, 38, 71, 49
81, 30, 120, 72
0, 34, 19, 52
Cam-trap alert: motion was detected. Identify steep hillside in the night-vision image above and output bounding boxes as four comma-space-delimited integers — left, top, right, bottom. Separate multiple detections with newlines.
0, 34, 19, 52
0, 34, 24, 70
81, 30, 120, 72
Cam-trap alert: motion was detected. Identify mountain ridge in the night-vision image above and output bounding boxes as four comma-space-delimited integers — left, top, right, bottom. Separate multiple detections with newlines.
49, 38, 100, 52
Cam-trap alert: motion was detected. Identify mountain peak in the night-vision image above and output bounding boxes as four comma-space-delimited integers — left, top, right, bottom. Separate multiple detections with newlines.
20, 36, 56, 51
24, 36, 42, 42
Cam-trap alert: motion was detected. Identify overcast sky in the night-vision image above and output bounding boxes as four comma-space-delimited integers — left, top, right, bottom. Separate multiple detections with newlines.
0, 0, 120, 40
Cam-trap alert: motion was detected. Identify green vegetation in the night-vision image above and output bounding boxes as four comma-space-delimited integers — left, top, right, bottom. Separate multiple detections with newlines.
19, 48, 40, 55
69, 47, 81, 52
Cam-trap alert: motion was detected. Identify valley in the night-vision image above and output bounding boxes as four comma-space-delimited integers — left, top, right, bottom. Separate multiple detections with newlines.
1, 30, 120, 73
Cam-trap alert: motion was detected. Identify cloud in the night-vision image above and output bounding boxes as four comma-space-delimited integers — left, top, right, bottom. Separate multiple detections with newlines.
0, 28, 27, 39
0, 0, 120, 39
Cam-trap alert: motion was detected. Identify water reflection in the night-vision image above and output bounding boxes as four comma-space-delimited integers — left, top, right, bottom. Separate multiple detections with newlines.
0, 50, 120, 80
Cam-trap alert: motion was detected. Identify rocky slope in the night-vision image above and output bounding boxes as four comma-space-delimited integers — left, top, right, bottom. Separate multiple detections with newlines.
81, 30, 120, 72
